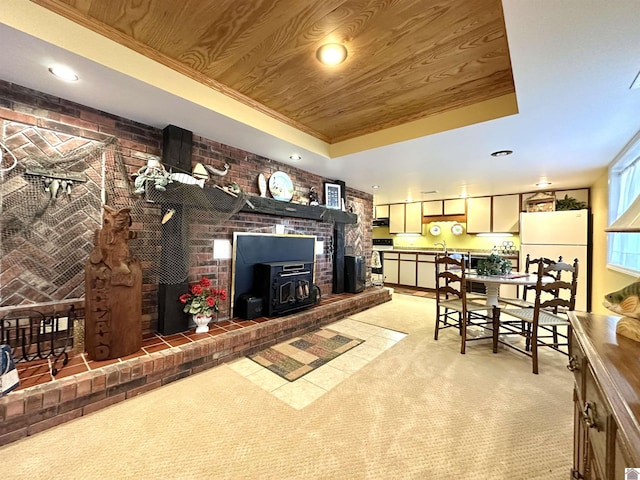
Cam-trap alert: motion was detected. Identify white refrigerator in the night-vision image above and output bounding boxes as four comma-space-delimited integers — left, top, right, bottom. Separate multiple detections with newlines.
519, 209, 590, 311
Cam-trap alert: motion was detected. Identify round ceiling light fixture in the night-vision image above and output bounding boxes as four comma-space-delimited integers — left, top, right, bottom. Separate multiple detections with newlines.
316, 43, 348, 66
490, 150, 513, 157
289, 154, 301, 161
371, 185, 380, 189
536, 180, 552, 187
48, 65, 79, 82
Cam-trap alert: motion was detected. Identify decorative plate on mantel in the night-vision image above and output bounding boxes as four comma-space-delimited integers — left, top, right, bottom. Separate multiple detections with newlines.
268, 171, 294, 202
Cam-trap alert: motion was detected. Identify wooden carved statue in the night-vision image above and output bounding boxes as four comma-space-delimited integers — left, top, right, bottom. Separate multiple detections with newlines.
85, 206, 142, 360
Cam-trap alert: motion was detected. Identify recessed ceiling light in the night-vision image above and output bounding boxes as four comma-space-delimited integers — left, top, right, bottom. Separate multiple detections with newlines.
48, 65, 79, 82
490, 150, 513, 157
459, 193, 469, 198
316, 43, 348, 66
372, 185, 380, 189
536, 181, 552, 187
289, 154, 301, 161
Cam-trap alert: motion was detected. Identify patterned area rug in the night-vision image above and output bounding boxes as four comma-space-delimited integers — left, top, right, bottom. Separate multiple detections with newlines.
249, 329, 364, 381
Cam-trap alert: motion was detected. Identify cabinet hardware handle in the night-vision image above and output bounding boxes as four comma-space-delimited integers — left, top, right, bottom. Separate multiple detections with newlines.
582, 402, 597, 429
567, 355, 579, 372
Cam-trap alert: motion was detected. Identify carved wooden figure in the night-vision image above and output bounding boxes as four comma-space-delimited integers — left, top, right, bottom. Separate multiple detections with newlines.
85, 206, 142, 360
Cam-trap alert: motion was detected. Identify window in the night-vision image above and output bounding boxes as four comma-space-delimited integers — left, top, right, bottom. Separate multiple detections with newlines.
608, 131, 640, 273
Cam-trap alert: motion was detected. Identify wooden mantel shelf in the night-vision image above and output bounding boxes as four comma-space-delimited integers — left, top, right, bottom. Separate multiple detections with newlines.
241, 195, 358, 224
144, 183, 358, 224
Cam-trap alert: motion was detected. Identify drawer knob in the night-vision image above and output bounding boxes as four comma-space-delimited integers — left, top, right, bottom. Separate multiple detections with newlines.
566, 355, 579, 372
582, 402, 598, 429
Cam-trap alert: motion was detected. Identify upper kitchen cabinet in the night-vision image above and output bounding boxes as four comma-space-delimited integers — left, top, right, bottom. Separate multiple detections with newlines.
466, 194, 520, 234
444, 198, 466, 215
466, 197, 491, 232
492, 195, 520, 232
389, 202, 423, 234
374, 204, 389, 219
422, 199, 465, 216
422, 200, 443, 216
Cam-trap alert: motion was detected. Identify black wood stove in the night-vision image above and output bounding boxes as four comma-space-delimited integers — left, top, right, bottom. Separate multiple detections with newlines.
254, 261, 316, 316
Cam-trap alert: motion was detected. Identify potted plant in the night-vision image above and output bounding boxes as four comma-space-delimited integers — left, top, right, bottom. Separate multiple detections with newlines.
476, 253, 512, 276
555, 194, 588, 211
179, 276, 227, 333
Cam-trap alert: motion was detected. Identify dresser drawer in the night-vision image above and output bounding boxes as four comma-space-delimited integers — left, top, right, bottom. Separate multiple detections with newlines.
583, 366, 612, 476
569, 330, 586, 401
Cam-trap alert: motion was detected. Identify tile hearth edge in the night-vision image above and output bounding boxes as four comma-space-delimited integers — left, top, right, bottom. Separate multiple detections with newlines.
0, 288, 391, 447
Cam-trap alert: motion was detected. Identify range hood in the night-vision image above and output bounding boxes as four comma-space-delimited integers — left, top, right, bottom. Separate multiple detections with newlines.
606, 194, 640, 232
373, 218, 389, 227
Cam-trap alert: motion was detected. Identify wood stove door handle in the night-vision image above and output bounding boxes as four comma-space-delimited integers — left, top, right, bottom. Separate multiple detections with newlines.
280, 271, 311, 277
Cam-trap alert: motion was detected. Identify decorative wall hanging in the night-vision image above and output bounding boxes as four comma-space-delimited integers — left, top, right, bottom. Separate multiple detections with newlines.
269, 171, 294, 201
525, 191, 556, 212
0, 141, 17, 172
324, 182, 342, 209
258, 173, 267, 197
451, 223, 464, 235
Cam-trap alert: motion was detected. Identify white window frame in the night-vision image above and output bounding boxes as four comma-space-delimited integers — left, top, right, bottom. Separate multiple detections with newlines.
607, 130, 640, 275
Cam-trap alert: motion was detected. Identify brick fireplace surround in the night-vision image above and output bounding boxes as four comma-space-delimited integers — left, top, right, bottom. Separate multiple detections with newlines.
0, 81, 377, 446
0, 287, 391, 446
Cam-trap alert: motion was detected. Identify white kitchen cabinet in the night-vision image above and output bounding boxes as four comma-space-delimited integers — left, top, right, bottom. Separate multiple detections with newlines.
389, 204, 405, 234
492, 194, 520, 233
383, 252, 399, 284
422, 200, 443, 216
389, 203, 422, 234
444, 198, 466, 215
405, 202, 423, 233
466, 197, 492, 233
417, 254, 436, 289
374, 204, 389, 219
399, 253, 417, 286
466, 195, 520, 233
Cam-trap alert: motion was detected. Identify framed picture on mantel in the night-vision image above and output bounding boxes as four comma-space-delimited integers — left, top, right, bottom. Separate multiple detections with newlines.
324, 182, 342, 209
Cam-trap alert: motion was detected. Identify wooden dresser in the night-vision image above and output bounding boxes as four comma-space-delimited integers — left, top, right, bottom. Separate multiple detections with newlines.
568, 311, 640, 479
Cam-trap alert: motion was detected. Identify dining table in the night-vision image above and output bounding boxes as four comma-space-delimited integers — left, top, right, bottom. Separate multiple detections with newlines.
464, 271, 553, 343
465, 271, 552, 306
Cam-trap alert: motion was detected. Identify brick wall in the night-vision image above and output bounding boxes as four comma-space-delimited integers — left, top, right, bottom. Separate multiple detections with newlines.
0, 80, 373, 332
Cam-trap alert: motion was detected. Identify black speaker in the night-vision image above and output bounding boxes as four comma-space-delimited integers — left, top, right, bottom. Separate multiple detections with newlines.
236, 294, 263, 320
344, 255, 365, 293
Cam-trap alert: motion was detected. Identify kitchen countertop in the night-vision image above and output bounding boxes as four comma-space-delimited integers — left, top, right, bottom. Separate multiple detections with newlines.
382, 248, 519, 258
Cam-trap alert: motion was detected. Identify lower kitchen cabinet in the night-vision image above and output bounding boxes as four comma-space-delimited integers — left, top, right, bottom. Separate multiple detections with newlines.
568, 312, 640, 480
417, 254, 436, 289
399, 253, 417, 286
383, 252, 399, 284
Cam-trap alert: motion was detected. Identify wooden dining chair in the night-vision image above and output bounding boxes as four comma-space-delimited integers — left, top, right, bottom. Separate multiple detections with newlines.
500, 254, 563, 308
499, 258, 578, 374
500, 255, 565, 350
433, 253, 500, 354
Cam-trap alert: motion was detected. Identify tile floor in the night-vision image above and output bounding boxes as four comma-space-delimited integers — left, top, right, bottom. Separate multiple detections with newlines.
228, 318, 407, 409
11, 293, 355, 392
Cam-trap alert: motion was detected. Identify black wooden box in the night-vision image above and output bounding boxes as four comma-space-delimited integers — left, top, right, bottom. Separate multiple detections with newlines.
236, 294, 263, 320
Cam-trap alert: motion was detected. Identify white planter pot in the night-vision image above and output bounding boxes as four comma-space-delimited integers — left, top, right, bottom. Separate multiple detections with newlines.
192, 314, 212, 333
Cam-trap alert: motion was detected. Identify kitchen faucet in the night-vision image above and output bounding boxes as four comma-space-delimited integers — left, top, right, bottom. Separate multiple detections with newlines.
434, 241, 446, 251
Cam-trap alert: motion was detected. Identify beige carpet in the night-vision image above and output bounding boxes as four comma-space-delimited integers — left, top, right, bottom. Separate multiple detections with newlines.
0, 294, 574, 479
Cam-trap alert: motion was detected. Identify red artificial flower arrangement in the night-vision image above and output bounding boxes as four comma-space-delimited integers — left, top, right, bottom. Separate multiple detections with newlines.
179, 276, 227, 317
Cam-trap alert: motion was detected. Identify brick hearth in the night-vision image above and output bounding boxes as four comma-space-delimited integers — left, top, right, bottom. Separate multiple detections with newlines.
0, 288, 391, 446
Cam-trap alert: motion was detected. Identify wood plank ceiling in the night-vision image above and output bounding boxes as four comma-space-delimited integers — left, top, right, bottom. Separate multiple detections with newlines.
32, 0, 514, 144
